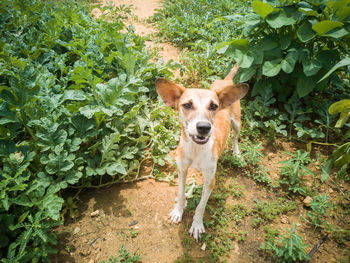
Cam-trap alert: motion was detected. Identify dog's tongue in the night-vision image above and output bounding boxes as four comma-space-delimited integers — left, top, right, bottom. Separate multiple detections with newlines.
192, 135, 209, 145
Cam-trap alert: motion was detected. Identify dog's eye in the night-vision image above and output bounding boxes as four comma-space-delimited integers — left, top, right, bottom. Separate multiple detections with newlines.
182, 102, 193, 110
209, 102, 218, 111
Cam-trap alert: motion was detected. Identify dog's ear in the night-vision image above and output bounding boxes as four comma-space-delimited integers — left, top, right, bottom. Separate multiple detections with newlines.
214, 82, 249, 108
155, 78, 186, 109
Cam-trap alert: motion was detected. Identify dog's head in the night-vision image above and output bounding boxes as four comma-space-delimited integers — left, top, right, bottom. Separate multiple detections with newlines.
155, 77, 248, 145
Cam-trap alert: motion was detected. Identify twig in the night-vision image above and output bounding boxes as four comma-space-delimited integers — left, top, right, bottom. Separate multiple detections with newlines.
89, 236, 99, 246
69, 175, 155, 189
303, 234, 328, 263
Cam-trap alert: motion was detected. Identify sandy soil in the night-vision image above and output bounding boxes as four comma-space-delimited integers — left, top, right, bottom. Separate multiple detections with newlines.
53, 1, 350, 262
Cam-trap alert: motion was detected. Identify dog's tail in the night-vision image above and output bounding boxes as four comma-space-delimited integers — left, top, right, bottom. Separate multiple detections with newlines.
224, 64, 239, 81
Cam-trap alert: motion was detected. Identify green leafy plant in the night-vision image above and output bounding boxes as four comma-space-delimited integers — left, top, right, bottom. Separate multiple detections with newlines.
219, 0, 350, 101
0, 0, 175, 261
102, 245, 141, 263
305, 194, 332, 229
322, 99, 350, 181
279, 150, 314, 196
252, 198, 296, 227
261, 224, 310, 263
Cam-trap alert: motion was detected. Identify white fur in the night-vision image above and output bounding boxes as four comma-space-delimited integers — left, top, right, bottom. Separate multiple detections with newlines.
170, 136, 217, 240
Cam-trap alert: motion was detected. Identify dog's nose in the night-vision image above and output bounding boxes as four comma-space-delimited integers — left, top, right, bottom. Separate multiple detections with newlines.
196, 121, 211, 135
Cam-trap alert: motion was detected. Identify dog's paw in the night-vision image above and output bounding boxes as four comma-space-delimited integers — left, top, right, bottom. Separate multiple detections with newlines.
232, 146, 241, 156
189, 221, 205, 241
169, 207, 183, 224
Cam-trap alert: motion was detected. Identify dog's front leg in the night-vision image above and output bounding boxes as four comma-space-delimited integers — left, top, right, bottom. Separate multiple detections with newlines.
170, 160, 189, 223
189, 165, 216, 240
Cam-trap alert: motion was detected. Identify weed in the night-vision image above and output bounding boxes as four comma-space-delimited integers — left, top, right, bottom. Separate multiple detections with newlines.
238, 231, 248, 242
102, 245, 141, 263
227, 204, 248, 224
261, 224, 310, 263
264, 225, 280, 244
223, 180, 246, 199
247, 166, 273, 186
279, 151, 314, 196
252, 198, 296, 227
181, 236, 194, 250
306, 194, 332, 229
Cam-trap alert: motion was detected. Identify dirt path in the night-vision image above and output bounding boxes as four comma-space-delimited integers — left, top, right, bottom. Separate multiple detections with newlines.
54, 1, 206, 262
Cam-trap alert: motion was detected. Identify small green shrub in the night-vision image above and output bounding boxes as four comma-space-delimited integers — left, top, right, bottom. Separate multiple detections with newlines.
261, 224, 310, 263
306, 194, 332, 229
102, 245, 141, 263
252, 198, 297, 226
279, 150, 314, 196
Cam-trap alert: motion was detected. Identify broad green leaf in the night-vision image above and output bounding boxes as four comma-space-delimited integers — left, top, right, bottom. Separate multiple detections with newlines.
240, 54, 254, 68
65, 171, 83, 185
297, 21, 316, 42
298, 7, 318, 16
0, 102, 19, 124
42, 194, 64, 220
257, 36, 278, 51
237, 67, 256, 83
302, 58, 322, 76
279, 33, 291, 50
324, 28, 349, 38
281, 52, 298, 73
312, 20, 344, 35
217, 39, 249, 54
318, 57, 350, 83
106, 162, 127, 175
297, 72, 316, 97
252, 0, 274, 19
335, 152, 350, 168
1, 196, 9, 211
80, 105, 113, 119
336, 6, 350, 20
262, 60, 282, 77
329, 99, 350, 115
266, 11, 298, 28
61, 90, 87, 102
329, 99, 350, 128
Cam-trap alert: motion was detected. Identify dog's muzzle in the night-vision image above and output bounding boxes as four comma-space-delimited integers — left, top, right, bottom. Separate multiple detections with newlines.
191, 121, 211, 145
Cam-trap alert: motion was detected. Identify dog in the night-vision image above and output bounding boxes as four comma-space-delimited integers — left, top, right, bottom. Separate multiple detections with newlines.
155, 65, 249, 240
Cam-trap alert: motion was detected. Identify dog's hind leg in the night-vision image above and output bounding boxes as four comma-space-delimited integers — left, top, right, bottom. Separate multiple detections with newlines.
231, 116, 241, 156
230, 100, 242, 156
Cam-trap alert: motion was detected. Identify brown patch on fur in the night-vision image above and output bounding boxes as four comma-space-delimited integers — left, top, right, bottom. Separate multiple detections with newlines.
211, 109, 231, 158
209, 177, 216, 190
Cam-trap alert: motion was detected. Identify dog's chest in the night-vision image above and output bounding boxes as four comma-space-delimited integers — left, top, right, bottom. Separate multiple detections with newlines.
181, 139, 216, 171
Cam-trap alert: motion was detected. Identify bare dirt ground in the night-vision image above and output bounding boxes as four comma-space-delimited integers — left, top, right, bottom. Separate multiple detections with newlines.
54, 1, 350, 262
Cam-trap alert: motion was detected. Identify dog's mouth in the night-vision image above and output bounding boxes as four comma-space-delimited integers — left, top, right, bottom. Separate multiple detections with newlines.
191, 135, 210, 145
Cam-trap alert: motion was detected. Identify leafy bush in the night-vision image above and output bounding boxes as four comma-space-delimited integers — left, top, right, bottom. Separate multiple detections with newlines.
306, 194, 332, 228
261, 224, 310, 263
102, 245, 141, 263
279, 150, 314, 196
0, 0, 175, 261
219, 0, 350, 101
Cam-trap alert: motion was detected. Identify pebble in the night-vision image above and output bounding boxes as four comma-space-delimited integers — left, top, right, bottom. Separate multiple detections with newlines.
201, 243, 207, 251
280, 216, 288, 224
90, 210, 100, 217
303, 196, 312, 207
73, 226, 81, 235
79, 248, 91, 257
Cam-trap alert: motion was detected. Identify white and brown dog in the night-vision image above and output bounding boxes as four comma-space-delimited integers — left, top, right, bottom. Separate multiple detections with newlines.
155, 65, 249, 240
